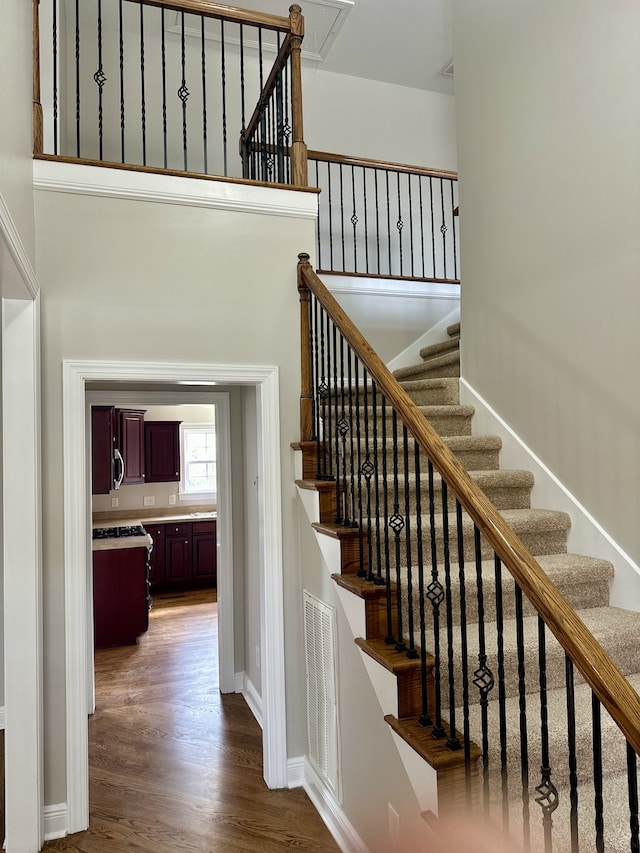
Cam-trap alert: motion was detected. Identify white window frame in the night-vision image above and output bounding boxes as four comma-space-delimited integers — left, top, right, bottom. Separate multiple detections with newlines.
179, 422, 217, 503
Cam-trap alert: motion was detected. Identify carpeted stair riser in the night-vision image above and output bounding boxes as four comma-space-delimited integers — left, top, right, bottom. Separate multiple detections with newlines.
392, 351, 461, 382
365, 404, 474, 437
424, 606, 640, 705
355, 434, 503, 473
419, 336, 460, 362
399, 377, 460, 406
388, 508, 570, 567
400, 553, 614, 629
446, 322, 460, 338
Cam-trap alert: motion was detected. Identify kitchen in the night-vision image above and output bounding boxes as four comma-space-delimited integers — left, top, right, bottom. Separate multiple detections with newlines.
90, 402, 218, 648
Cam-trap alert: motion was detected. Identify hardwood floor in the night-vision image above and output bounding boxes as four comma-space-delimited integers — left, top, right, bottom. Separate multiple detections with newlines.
43, 590, 339, 852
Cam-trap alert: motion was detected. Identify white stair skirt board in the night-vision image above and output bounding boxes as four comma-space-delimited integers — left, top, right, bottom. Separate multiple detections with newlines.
388, 732, 439, 815
460, 378, 640, 609
242, 674, 263, 730
303, 758, 370, 853
334, 584, 366, 640
298, 484, 322, 525
386, 306, 460, 373
63, 360, 287, 835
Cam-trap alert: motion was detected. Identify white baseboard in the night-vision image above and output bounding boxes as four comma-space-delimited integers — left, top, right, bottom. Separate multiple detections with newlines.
287, 755, 306, 788
0, 705, 5, 729
386, 306, 460, 372
241, 674, 263, 729
44, 803, 68, 841
303, 758, 369, 853
460, 378, 640, 608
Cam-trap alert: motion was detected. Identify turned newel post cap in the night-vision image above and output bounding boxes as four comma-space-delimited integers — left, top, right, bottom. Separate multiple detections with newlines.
289, 4, 302, 14
298, 252, 311, 265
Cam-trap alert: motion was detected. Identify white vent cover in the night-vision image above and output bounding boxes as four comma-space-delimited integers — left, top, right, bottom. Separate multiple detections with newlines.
303, 590, 341, 800
441, 58, 455, 78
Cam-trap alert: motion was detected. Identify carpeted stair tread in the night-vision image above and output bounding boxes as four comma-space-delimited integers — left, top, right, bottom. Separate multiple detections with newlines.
398, 377, 460, 406
401, 553, 614, 627
447, 322, 460, 338
393, 350, 461, 381
361, 433, 503, 472
365, 404, 474, 437
419, 336, 460, 362
386, 468, 534, 510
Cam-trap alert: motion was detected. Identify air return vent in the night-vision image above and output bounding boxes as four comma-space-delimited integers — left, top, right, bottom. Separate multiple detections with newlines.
303, 590, 341, 800
441, 58, 454, 77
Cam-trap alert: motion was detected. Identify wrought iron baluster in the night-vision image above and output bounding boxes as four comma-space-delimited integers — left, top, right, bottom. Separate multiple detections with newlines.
372, 384, 384, 586
200, 16, 208, 173
140, 4, 146, 165
495, 555, 510, 832
220, 20, 228, 175
239, 23, 247, 177
363, 166, 370, 274
311, 296, 320, 450
396, 171, 404, 276
95, 0, 106, 160
317, 302, 329, 480
591, 694, 604, 853
386, 171, 392, 275
179, 12, 189, 172
324, 311, 335, 483
362, 373, 375, 582
53, 0, 58, 154
284, 55, 291, 184
374, 168, 381, 275
473, 526, 494, 812
339, 163, 346, 271
441, 481, 460, 751
351, 165, 358, 272
328, 163, 334, 270
440, 178, 448, 280
331, 324, 341, 521
275, 40, 285, 183
388, 412, 404, 650
408, 173, 415, 278
514, 583, 531, 850
337, 337, 350, 525
381, 396, 393, 641
354, 357, 365, 577
75, 0, 80, 157
118, 0, 125, 162
427, 460, 445, 739
346, 347, 357, 527
403, 426, 418, 660
414, 444, 431, 727
429, 176, 436, 279
535, 616, 558, 852
455, 500, 471, 797
258, 28, 266, 182
161, 9, 167, 169
628, 742, 640, 853
419, 176, 426, 278
315, 160, 322, 267
565, 654, 579, 852
451, 180, 458, 280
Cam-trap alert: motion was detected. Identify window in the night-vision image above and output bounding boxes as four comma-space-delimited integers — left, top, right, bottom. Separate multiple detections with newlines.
180, 423, 216, 500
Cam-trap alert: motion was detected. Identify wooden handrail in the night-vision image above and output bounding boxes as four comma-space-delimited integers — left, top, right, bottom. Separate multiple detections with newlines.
242, 33, 294, 151
308, 149, 458, 181
125, 0, 291, 31
297, 252, 640, 757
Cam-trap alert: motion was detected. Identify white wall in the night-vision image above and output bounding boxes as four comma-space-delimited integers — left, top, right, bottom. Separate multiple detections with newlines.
34, 171, 315, 805
452, 0, 640, 568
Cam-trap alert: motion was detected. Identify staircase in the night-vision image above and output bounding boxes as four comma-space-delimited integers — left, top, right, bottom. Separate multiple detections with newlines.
294, 273, 640, 852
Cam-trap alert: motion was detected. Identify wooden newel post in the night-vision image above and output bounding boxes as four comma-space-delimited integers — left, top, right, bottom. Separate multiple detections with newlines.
289, 5, 308, 188
297, 252, 314, 442
33, 0, 44, 155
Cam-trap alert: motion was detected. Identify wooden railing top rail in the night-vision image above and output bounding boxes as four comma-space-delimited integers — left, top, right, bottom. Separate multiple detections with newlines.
125, 0, 292, 32
297, 252, 640, 757
242, 34, 294, 149
308, 149, 458, 181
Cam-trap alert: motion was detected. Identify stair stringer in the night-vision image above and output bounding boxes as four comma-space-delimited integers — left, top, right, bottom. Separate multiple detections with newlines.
294, 466, 440, 819
459, 378, 640, 609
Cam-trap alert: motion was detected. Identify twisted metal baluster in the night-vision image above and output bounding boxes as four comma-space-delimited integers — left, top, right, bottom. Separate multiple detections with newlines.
473, 526, 494, 812
429, 176, 436, 279
455, 499, 472, 796
441, 481, 460, 751
386, 171, 392, 275
515, 583, 531, 849
328, 164, 334, 270
403, 426, 418, 660
332, 324, 341, 523
440, 178, 448, 280
200, 16, 208, 173
362, 372, 375, 582
354, 357, 366, 576
415, 444, 432, 727
363, 166, 370, 273
451, 180, 458, 280
408, 173, 415, 278
339, 164, 346, 271
239, 24, 246, 176
535, 616, 558, 852
351, 165, 358, 272
396, 171, 404, 276
140, 4, 146, 165
347, 347, 357, 527
324, 312, 335, 484
381, 396, 393, 640
95, 0, 106, 160
374, 168, 381, 274
628, 742, 640, 853
220, 20, 228, 175
119, 0, 125, 162
591, 694, 604, 853
179, 12, 189, 171
565, 654, 579, 852
337, 338, 350, 525
75, 0, 80, 157
495, 555, 510, 832
419, 176, 426, 278
372, 384, 384, 586
53, 0, 58, 154
389, 411, 405, 649
161, 9, 167, 169
427, 460, 445, 739
316, 303, 329, 480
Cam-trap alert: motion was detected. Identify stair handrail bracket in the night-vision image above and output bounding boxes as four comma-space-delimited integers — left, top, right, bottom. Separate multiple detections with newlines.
35, 0, 308, 188
298, 253, 640, 849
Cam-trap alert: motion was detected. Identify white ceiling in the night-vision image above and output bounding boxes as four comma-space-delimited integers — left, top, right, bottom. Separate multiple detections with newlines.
238, 0, 454, 95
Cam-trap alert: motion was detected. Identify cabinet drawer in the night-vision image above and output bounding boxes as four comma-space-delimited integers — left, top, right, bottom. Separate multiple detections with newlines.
193, 520, 216, 534
165, 522, 191, 537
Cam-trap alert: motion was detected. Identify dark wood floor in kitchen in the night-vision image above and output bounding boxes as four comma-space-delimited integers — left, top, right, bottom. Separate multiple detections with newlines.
43, 589, 339, 853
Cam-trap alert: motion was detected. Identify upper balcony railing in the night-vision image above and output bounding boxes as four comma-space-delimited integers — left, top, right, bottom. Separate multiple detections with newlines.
33, 0, 308, 187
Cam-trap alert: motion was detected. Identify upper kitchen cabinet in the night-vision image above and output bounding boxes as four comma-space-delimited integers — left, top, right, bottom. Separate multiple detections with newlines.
144, 421, 181, 483
118, 409, 146, 485
91, 406, 116, 495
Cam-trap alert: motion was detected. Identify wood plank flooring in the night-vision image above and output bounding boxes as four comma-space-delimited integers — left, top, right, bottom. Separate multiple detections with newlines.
43, 589, 339, 852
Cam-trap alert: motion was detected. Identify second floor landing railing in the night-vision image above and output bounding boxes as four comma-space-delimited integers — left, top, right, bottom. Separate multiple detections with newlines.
309, 150, 459, 284
33, 0, 308, 188
297, 253, 640, 851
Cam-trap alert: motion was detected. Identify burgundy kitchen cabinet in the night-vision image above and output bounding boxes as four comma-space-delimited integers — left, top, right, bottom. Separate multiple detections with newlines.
93, 546, 149, 647
192, 520, 217, 584
144, 421, 181, 483
91, 406, 116, 495
147, 523, 166, 585
164, 523, 193, 584
118, 409, 146, 485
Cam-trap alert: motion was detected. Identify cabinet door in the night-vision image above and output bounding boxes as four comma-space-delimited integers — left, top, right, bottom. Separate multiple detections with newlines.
91, 406, 115, 495
147, 524, 166, 586
93, 547, 148, 648
192, 520, 217, 585
145, 421, 181, 483
119, 409, 146, 485
164, 523, 192, 584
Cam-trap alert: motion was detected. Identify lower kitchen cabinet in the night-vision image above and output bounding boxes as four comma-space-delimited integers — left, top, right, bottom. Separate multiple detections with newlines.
147, 519, 216, 591
93, 546, 149, 648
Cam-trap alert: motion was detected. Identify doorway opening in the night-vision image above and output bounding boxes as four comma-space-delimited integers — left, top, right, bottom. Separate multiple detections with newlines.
62, 360, 287, 835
